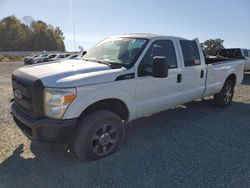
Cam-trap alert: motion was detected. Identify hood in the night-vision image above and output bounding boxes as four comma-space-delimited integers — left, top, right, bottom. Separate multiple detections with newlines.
15, 59, 127, 87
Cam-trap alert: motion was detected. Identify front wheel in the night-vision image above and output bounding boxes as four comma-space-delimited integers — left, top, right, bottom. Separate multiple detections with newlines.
73, 110, 124, 161
214, 80, 234, 107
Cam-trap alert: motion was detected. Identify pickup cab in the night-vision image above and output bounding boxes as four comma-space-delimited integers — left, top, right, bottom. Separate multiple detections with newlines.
11, 34, 244, 160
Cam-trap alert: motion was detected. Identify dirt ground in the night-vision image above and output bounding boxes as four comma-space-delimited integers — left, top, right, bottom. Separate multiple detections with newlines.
0, 61, 249, 187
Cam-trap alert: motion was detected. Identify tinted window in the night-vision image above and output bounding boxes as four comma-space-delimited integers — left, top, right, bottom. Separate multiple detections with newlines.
138, 40, 177, 77
243, 50, 248, 57
49, 55, 56, 59
180, 40, 201, 66
248, 50, 250, 57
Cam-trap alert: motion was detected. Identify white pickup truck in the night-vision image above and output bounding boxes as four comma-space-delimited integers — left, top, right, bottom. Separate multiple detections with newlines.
11, 34, 244, 160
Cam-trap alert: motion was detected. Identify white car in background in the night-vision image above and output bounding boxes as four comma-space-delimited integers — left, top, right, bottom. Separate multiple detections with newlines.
30, 54, 49, 64
48, 54, 66, 62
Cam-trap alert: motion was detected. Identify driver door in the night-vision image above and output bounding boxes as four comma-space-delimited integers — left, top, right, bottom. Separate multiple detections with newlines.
135, 39, 182, 118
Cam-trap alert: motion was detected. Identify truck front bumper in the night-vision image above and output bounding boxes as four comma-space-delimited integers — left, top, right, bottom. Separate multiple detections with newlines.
11, 102, 77, 143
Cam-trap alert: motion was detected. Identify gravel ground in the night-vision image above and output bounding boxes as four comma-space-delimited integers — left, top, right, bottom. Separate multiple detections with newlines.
0, 61, 249, 188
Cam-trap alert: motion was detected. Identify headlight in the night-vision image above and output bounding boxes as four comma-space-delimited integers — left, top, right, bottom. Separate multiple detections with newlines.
44, 87, 76, 119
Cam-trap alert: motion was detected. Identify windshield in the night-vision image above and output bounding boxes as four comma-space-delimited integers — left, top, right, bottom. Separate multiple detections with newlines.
39, 54, 48, 58
83, 37, 148, 68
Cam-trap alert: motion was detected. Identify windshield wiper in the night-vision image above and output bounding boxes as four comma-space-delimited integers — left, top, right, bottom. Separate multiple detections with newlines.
83, 58, 126, 69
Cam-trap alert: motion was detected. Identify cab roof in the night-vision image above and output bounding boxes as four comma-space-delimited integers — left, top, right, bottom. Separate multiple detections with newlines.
112, 33, 187, 41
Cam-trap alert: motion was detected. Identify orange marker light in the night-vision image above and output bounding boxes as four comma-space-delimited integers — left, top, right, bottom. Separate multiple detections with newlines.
64, 94, 76, 104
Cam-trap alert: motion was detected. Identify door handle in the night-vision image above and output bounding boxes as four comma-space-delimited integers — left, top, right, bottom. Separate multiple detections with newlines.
200, 70, 204, 78
177, 74, 182, 83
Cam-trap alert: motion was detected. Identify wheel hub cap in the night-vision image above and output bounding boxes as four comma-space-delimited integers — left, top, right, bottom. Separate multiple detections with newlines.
98, 133, 111, 146
224, 85, 232, 103
91, 124, 117, 156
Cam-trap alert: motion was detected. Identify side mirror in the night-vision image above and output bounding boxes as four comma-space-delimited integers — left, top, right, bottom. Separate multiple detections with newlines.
81, 51, 87, 56
153, 56, 168, 78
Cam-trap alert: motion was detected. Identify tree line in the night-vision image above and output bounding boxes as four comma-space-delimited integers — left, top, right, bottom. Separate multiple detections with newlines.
0, 16, 65, 51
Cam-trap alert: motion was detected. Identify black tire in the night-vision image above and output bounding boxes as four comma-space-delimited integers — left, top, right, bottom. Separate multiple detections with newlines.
214, 79, 234, 107
73, 110, 124, 161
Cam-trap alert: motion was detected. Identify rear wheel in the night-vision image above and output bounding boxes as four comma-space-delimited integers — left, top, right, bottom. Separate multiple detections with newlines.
214, 80, 234, 107
73, 110, 124, 161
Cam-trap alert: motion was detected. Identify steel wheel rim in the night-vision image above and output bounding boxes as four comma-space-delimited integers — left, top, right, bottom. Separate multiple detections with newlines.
224, 85, 232, 103
91, 124, 117, 156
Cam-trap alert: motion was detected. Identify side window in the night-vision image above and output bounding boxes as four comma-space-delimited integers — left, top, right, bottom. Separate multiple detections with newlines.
138, 40, 177, 77
243, 50, 248, 57
248, 50, 250, 57
180, 40, 201, 67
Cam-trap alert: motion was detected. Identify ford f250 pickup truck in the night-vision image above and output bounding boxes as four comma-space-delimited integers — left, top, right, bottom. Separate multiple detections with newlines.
11, 34, 244, 160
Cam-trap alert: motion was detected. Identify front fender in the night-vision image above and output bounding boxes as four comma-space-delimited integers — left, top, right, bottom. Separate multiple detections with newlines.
63, 80, 136, 121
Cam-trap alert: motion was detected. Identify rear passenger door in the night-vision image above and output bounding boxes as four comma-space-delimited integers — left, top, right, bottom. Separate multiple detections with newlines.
243, 49, 250, 70
178, 39, 206, 103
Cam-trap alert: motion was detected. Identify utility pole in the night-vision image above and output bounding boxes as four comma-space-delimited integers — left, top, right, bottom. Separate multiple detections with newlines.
73, 20, 76, 52
69, 0, 76, 52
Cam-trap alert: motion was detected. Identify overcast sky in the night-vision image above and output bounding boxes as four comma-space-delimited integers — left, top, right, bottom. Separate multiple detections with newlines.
0, 0, 250, 51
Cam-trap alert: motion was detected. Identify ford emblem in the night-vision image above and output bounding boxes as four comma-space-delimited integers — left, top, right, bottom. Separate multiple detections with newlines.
14, 89, 22, 100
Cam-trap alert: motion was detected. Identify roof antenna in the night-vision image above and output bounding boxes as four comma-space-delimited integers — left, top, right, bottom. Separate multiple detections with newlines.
69, 0, 76, 52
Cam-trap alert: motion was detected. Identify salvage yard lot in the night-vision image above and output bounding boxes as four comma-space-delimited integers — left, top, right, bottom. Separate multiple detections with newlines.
0, 61, 249, 187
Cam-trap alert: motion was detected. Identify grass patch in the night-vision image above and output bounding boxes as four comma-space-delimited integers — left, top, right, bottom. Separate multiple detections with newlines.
0, 55, 24, 62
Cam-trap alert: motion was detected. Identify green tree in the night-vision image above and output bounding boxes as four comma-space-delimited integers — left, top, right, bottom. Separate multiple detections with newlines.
201, 38, 224, 56
0, 15, 65, 51
0, 16, 31, 51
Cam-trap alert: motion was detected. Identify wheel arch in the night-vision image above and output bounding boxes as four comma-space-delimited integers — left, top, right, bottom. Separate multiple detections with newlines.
225, 73, 236, 86
78, 98, 130, 123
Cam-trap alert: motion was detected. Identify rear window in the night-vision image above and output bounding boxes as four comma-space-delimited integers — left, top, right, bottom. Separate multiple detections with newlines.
217, 49, 242, 58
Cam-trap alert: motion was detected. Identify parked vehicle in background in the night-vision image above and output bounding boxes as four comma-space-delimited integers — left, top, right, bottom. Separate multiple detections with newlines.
11, 34, 244, 161
48, 54, 66, 62
28, 54, 49, 64
66, 54, 79, 60
24, 55, 39, 64
24, 53, 70, 64
41, 54, 57, 62
215, 48, 250, 71
65, 53, 72, 58
75, 51, 87, 60
24, 54, 54, 65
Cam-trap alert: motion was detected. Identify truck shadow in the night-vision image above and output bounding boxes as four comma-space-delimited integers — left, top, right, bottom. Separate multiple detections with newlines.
1, 99, 250, 187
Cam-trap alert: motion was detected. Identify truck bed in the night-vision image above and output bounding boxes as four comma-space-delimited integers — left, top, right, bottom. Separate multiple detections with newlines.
203, 59, 244, 97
